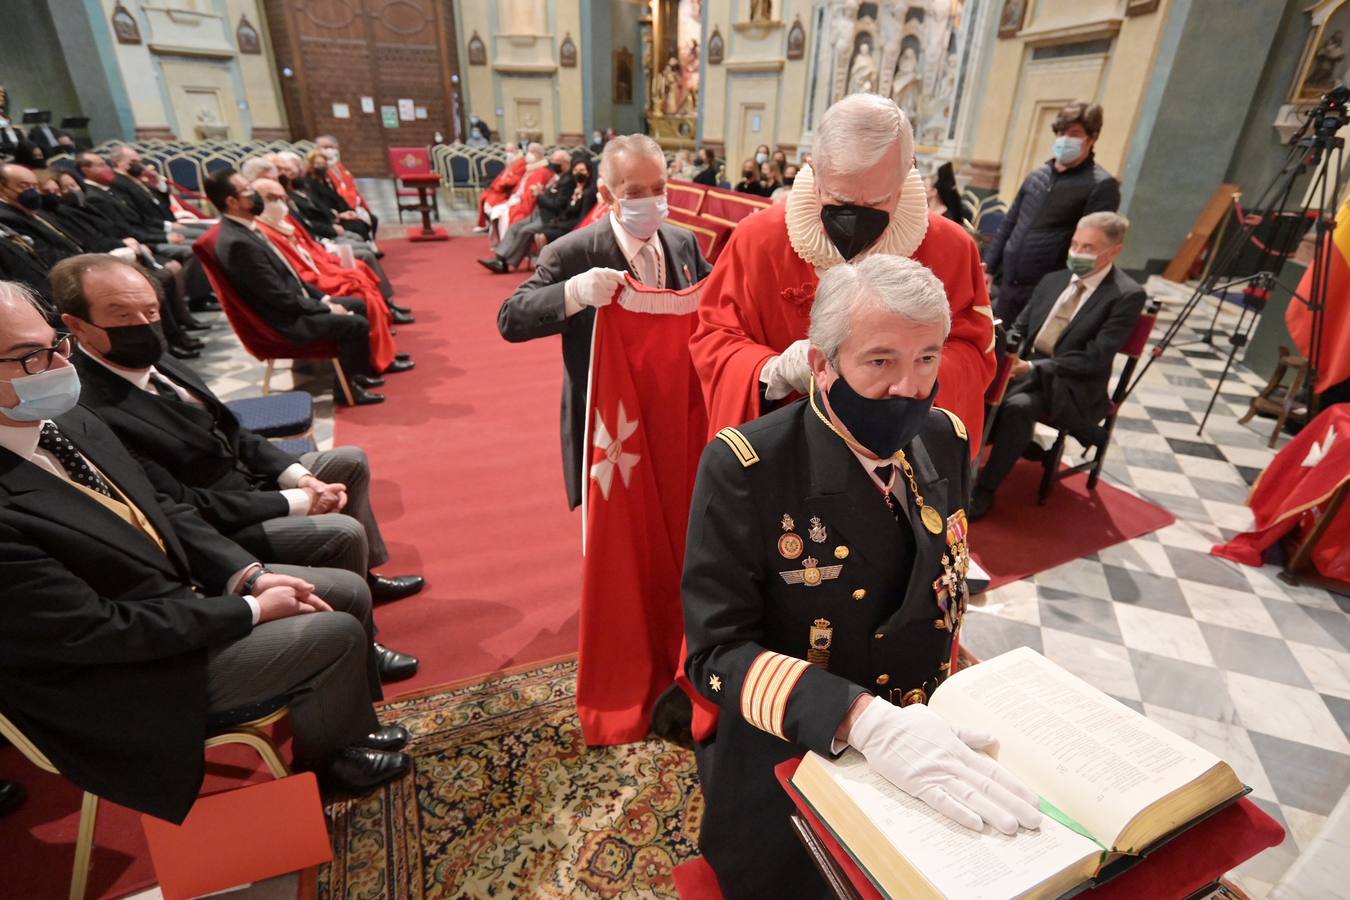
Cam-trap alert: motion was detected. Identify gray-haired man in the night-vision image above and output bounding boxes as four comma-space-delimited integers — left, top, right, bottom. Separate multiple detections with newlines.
683, 254, 1040, 899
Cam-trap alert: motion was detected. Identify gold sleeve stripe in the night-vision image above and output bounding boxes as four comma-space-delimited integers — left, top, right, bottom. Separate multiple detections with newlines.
715, 426, 760, 467
986, 335, 997, 353
741, 651, 810, 739
934, 406, 968, 440
973, 304, 995, 319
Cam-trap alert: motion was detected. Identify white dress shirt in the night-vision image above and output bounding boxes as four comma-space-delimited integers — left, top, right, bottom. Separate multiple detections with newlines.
608, 212, 665, 288
0, 419, 261, 622
80, 348, 313, 514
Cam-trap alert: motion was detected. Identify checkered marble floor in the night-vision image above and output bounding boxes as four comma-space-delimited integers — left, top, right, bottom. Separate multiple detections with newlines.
962, 289, 1350, 897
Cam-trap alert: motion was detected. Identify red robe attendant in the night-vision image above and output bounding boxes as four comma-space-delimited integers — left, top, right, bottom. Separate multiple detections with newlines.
326, 162, 370, 215
510, 165, 557, 227
255, 215, 398, 374
691, 166, 996, 446
478, 156, 526, 227
577, 199, 610, 231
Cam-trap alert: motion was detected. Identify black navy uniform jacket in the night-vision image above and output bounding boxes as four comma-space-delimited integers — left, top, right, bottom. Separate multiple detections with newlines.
683, 396, 972, 899
0, 406, 255, 823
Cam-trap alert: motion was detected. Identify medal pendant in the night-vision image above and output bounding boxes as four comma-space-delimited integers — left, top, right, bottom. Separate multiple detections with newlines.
778, 533, 804, 559
921, 505, 943, 534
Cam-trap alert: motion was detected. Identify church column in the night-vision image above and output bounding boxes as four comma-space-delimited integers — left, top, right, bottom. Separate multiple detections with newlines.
47, 0, 137, 142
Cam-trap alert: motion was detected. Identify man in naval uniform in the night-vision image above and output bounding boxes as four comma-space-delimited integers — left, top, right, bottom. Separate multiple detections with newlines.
682, 254, 1042, 899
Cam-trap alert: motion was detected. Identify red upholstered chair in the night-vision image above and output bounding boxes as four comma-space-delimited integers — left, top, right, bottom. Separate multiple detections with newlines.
668, 180, 708, 215
667, 208, 732, 263
388, 146, 439, 223
699, 186, 771, 227
982, 322, 1017, 450
192, 224, 355, 405
1036, 299, 1161, 503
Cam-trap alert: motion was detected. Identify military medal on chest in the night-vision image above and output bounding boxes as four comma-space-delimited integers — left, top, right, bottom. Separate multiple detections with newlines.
777, 513, 804, 560
933, 509, 971, 631
808, 618, 833, 667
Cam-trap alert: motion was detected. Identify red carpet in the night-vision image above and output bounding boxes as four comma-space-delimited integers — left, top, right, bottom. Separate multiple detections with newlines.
0, 236, 580, 898
970, 459, 1176, 591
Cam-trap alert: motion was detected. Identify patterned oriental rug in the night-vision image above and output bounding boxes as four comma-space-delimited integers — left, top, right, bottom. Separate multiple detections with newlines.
320, 656, 704, 898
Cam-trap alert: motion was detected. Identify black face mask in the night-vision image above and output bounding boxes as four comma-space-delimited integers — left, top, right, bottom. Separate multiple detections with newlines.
547, 162, 563, 174
574, 171, 589, 183
312, 166, 327, 179
126, 161, 145, 177
825, 371, 937, 459
100, 321, 166, 369
244, 191, 265, 216
278, 173, 291, 189
820, 204, 891, 260
38, 193, 61, 212
61, 190, 85, 208
15, 187, 41, 210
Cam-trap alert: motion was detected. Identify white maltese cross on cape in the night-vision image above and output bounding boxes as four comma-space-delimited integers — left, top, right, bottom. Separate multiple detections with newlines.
590, 402, 640, 499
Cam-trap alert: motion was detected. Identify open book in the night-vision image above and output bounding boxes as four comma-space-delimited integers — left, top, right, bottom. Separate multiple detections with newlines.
791, 647, 1245, 900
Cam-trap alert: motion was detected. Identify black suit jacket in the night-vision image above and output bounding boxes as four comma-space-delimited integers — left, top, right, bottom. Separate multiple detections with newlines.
214, 217, 332, 342
287, 188, 340, 240
85, 183, 164, 245
75, 352, 295, 533
0, 406, 256, 822
0, 201, 82, 268
111, 172, 171, 228
1009, 266, 1148, 433
0, 226, 54, 302
497, 218, 712, 508
683, 401, 970, 895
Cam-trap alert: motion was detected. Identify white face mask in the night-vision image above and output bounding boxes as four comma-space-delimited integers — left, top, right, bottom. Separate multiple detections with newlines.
616, 194, 669, 240
263, 199, 290, 222
322, 147, 339, 164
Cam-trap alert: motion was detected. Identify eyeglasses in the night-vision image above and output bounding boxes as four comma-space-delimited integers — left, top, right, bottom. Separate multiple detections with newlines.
0, 333, 77, 375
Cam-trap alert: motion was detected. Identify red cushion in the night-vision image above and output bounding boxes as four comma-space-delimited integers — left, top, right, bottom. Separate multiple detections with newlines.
673, 857, 724, 900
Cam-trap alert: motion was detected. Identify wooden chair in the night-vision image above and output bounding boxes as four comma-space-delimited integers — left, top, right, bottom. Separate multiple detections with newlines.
0, 705, 290, 900
1237, 345, 1308, 447
388, 146, 439, 223
1036, 300, 1161, 504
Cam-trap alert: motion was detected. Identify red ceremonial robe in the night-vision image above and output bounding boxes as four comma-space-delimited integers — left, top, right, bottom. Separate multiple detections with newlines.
690, 172, 996, 446
578, 276, 708, 745
326, 162, 369, 213
255, 216, 398, 374
510, 165, 557, 227
1213, 404, 1350, 581
477, 157, 526, 227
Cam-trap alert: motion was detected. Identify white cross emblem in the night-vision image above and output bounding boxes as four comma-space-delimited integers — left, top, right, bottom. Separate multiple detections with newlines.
590, 402, 640, 499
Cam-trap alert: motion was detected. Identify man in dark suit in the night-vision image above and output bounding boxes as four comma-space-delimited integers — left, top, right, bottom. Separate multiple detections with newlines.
683, 255, 1040, 898
497, 134, 712, 509
56, 257, 423, 677
204, 167, 390, 405
0, 281, 412, 821
972, 211, 1146, 519
0, 163, 84, 270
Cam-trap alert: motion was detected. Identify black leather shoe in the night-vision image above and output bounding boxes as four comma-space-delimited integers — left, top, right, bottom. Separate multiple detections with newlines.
189, 297, 221, 313
0, 780, 26, 817
177, 334, 206, 350
385, 358, 415, 374
390, 304, 413, 316
353, 373, 386, 388
321, 747, 410, 795
357, 724, 410, 751
477, 256, 507, 274
392, 310, 416, 325
1021, 442, 1048, 462
374, 642, 419, 682
168, 343, 200, 360
969, 487, 995, 522
395, 352, 411, 362
341, 385, 385, 406
181, 317, 213, 332
369, 573, 425, 602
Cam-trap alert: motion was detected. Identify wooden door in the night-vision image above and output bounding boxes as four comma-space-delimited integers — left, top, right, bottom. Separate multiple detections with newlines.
263, 0, 465, 176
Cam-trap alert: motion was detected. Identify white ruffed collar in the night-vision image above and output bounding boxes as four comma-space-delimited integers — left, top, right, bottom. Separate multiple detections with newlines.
785, 163, 929, 270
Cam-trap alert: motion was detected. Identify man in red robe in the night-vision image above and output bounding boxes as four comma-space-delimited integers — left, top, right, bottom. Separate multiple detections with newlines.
485, 143, 555, 243
316, 134, 378, 237
474, 146, 526, 231
691, 94, 996, 445
253, 178, 405, 377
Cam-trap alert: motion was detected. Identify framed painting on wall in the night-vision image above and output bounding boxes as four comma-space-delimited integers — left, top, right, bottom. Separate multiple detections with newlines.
708, 27, 724, 64
467, 31, 487, 66
237, 15, 261, 54
787, 16, 806, 60
997, 0, 1026, 39
560, 33, 577, 68
111, 2, 141, 45
615, 47, 635, 104
1292, 0, 1350, 104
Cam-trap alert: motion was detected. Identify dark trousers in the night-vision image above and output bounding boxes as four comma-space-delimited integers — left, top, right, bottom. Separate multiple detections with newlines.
978, 375, 1045, 494
497, 211, 546, 267
993, 280, 1037, 324
289, 297, 372, 377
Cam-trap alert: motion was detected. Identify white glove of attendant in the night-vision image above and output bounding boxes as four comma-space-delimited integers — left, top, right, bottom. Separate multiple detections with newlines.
564, 267, 626, 315
760, 338, 813, 401
849, 697, 1042, 835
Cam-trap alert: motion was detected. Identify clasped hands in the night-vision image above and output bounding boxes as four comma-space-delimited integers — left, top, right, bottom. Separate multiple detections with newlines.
252, 572, 333, 622
845, 695, 1042, 835
299, 473, 348, 515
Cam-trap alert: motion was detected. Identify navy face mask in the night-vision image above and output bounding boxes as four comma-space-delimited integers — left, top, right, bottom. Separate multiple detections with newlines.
826, 370, 937, 458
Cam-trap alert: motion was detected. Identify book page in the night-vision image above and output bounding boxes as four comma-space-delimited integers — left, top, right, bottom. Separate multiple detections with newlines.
929, 647, 1222, 848
817, 752, 1101, 900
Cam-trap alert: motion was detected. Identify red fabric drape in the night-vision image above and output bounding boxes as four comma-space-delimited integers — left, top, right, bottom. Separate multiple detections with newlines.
326, 163, 368, 213
477, 157, 526, 227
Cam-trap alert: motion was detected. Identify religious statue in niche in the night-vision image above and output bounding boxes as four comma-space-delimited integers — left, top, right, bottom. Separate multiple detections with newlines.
749, 0, 772, 24
111, 2, 141, 45
847, 41, 877, 95
786, 16, 806, 60
236, 15, 261, 54
889, 37, 921, 118
560, 33, 577, 68
708, 27, 724, 65
467, 31, 487, 66
661, 56, 697, 115
615, 47, 635, 104
998, 0, 1026, 38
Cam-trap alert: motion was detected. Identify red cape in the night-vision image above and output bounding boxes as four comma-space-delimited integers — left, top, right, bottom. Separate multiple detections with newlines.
690, 203, 996, 445
326, 163, 367, 213
509, 166, 556, 226
255, 217, 398, 374
478, 157, 526, 226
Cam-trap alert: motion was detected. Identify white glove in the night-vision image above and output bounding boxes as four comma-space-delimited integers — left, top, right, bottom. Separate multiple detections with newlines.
760, 338, 813, 401
849, 698, 1042, 835
565, 267, 626, 313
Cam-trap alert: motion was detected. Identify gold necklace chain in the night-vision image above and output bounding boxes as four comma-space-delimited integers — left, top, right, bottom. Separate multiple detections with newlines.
808, 378, 943, 534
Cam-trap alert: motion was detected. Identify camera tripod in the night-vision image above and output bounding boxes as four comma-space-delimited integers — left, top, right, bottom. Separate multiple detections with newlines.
1128, 86, 1348, 435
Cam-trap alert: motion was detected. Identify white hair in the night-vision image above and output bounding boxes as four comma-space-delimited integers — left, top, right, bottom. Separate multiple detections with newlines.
808, 255, 951, 363
814, 94, 914, 178
599, 134, 665, 188
239, 156, 277, 181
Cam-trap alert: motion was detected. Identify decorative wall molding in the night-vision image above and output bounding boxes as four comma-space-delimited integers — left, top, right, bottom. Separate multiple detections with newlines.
725, 58, 786, 73
1015, 19, 1123, 47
